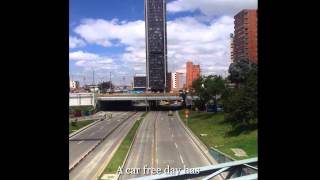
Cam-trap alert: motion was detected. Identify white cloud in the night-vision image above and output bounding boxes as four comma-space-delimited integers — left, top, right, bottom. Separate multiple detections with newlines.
74, 19, 145, 48
69, 51, 117, 72
166, 16, 234, 76
69, 36, 86, 48
72, 14, 235, 81
167, 0, 257, 16
69, 51, 100, 61
75, 60, 115, 69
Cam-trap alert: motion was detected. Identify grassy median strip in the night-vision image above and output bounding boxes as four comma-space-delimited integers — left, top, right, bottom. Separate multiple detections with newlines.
69, 119, 95, 134
179, 111, 257, 160
100, 112, 147, 176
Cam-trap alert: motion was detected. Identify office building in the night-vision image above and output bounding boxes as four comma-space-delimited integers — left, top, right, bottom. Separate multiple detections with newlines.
133, 74, 147, 91
145, 0, 168, 92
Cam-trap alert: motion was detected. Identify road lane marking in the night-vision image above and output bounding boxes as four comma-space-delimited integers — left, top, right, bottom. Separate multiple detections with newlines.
172, 134, 174, 138
77, 141, 84, 144
89, 132, 95, 136
179, 154, 185, 164
174, 142, 178, 149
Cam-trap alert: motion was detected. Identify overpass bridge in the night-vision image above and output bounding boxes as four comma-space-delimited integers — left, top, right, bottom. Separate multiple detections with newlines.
70, 93, 198, 110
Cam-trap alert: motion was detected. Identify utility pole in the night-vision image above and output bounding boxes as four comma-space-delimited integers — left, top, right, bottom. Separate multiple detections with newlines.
110, 72, 112, 91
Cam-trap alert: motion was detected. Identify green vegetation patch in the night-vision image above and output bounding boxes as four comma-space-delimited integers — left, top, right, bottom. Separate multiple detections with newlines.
179, 110, 257, 159
69, 120, 95, 134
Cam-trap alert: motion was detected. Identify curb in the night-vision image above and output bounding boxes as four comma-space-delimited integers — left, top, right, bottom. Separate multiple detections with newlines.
69, 118, 101, 138
93, 112, 143, 180
176, 111, 225, 180
69, 115, 100, 122
69, 141, 99, 171
69, 112, 137, 172
175, 111, 218, 165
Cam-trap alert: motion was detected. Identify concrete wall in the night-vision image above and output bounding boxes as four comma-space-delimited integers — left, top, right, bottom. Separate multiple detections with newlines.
69, 93, 95, 107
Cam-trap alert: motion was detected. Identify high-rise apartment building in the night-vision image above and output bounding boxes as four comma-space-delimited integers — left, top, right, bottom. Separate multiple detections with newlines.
145, 0, 167, 92
186, 61, 200, 89
171, 72, 184, 92
233, 9, 257, 64
230, 33, 235, 63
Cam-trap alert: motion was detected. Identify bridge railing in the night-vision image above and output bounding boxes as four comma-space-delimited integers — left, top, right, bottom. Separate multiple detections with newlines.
130, 157, 258, 180
96, 92, 180, 97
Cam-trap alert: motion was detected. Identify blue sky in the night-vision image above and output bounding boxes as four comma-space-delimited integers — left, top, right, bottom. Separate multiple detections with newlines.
69, 0, 257, 86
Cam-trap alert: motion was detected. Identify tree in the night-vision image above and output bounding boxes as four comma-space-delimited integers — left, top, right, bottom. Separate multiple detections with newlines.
192, 76, 209, 110
228, 59, 251, 86
224, 65, 257, 128
206, 75, 227, 108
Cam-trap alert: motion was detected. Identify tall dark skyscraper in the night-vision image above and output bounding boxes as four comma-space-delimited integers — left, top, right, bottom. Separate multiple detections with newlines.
145, 0, 167, 92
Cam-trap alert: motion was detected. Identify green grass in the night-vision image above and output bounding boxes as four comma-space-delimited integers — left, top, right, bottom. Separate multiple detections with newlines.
69, 120, 95, 134
179, 110, 257, 160
100, 113, 146, 176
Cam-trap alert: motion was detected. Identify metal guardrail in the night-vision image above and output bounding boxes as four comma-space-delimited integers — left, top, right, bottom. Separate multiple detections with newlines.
97, 96, 183, 101
97, 93, 181, 97
129, 158, 257, 180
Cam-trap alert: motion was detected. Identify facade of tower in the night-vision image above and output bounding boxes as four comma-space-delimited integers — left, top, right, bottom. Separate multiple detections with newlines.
145, 0, 167, 92
186, 61, 200, 89
234, 9, 258, 64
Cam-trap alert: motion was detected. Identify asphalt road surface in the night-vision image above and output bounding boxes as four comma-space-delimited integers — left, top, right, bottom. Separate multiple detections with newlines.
120, 111, 211, 180
69, 112, 144, 180
69, 111, 135, 170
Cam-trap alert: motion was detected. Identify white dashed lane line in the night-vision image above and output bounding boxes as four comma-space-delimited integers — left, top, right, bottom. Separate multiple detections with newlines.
179, 154, 185, 164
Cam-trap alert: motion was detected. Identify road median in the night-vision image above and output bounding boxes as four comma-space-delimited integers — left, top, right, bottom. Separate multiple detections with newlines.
98, 112, 148, 180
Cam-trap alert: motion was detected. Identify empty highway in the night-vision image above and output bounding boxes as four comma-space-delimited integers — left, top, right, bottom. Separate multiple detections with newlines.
69, 112, 144, 180
120, 111, 213, 180
69, 111, 136, 171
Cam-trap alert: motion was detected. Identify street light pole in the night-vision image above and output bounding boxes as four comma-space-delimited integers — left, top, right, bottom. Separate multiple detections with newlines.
145, 97, 147, 112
